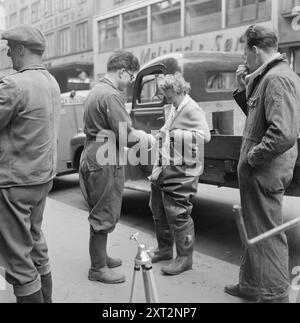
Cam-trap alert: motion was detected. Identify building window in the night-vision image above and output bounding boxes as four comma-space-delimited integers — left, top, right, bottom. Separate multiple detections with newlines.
45, 33, 55, 58
226, 0, 271, 27
98, 16, 120, 52
124, 7, 147, 48
44, 0, 54, 18
59, 0, 71, 12
59, 28, 71, 55
151, 0, 181, 42
185, 0, 222, 35
20, 7, 29, 25
9, 12, 17, 28
32, 1, 41, 23
76, 21, 89, 51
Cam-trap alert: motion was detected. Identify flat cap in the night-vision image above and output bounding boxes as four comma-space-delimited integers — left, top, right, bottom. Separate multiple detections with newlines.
1, 25, 46, 52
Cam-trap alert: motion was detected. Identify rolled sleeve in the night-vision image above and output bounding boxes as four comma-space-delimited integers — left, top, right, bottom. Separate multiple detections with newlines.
248, 77, 300, 168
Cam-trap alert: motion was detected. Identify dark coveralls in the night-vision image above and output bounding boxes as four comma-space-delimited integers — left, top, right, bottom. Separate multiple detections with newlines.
0, 64, 61, 297
234, 55, 300, 301
79, 78, 138, 234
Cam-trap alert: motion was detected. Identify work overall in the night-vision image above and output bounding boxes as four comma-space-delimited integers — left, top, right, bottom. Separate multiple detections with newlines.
234, 56, 300, 301
150, 96, 211, 275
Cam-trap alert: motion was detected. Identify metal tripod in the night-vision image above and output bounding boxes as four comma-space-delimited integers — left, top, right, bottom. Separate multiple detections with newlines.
129, 233, 159, 303
234, 205, 300, 303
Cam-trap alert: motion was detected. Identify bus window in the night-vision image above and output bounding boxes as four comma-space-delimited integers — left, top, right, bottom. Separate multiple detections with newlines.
206, 72, 237, 92
140, 74, 164, 104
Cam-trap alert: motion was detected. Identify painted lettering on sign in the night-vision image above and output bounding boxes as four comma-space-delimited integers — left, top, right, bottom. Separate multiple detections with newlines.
140, 34, 243, 65
291, 6, 300, 31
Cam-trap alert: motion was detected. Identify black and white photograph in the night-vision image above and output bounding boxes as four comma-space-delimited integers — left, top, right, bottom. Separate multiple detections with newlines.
0, 0, 300, 307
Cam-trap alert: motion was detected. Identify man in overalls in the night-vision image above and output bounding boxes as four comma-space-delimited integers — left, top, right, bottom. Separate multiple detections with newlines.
80, 51, 154, 284
225, 25, 300, 303
0, 25, 61, 303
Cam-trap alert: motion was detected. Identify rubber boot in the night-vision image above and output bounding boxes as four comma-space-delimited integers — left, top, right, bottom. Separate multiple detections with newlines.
17, 290, 44, 303
41, 273, 53, 303
151, 219, 174, 264
88, 231, 126, 284
161, 221, 194, 276
106, 254, 122, 268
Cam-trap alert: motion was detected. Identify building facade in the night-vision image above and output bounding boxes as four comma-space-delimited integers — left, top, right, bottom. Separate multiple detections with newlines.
278, 0, 300, 76
93, 0, 279, 79
0, 0, 95, 93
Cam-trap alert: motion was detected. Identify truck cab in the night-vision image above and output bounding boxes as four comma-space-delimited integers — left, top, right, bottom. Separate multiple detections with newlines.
125, 51, 300, 196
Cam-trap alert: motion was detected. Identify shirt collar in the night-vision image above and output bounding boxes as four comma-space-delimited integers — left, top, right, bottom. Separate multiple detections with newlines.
176, 94, 190, 113
19, 63, 46, 73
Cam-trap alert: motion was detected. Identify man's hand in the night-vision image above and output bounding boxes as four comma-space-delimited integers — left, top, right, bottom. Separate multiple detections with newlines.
236, 65, 248, 92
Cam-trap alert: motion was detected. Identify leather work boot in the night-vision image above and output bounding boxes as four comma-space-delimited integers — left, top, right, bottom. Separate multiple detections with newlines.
151, 219, 174, 264
89, 231, 126, 284
17, 290, 44, 303
161, 222, 194, 276
41, 272, 53, 303
106, 255, 122, 269
224, 284, 258, 302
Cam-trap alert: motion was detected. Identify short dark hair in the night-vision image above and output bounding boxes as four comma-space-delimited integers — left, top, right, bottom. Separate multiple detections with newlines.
242, 25, 278, 51
107, 51, 140, 72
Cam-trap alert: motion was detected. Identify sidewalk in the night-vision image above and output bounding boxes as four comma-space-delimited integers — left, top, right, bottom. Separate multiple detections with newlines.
1, 198, 242, 303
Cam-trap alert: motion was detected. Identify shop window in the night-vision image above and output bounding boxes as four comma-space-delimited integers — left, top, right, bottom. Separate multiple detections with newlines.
151, 0, 181, 42
226, 0, 271, 27
98, 16, 120, 52
185, 0, 222, 35
124, 7, 147, 48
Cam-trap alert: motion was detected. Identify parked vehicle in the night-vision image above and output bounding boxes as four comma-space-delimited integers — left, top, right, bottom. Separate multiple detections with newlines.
57, 90, 87, 176
127, 51, 300, 196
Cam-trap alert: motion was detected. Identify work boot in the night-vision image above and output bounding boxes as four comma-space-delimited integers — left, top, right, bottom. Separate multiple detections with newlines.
88, 231, 126, 284
41, 273, 53, 303
161, 222, 194, 276
106, 255, 122, 269
224, 284, 258, 302
16, 290, 44, 303
151, 219, 174, 264
258, 296, 290, 304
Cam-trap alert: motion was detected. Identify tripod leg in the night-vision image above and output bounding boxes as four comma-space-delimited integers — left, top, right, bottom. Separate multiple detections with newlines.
130, 267, 140, 303
142, 267, 152, 303
148, 269, 159, 303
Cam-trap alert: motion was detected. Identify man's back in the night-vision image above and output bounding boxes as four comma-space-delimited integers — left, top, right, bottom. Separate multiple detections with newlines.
0, 65, 61, 187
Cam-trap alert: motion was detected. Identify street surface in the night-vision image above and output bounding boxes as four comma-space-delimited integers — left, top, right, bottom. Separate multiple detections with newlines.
50, 174, 300, 270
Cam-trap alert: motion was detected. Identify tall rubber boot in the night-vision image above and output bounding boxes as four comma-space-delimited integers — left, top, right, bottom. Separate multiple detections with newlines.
151, 219, 174, 264
106, 254, 122, 269
41, 273, 53, 303
161, 221, 194, 276
16, 290, 44, 303
88, 231, 126, 284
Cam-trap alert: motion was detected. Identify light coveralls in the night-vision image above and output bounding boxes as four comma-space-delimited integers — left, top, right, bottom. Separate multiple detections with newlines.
149, 95, 211, 265
234, 55, 300, 301
0, 64, 61, 297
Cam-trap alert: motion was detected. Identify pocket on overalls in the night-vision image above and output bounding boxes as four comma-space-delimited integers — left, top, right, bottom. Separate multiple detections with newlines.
243, 97, 258, 137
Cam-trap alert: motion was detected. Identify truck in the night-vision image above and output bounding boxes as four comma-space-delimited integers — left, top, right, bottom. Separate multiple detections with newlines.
126, 51, 300, 197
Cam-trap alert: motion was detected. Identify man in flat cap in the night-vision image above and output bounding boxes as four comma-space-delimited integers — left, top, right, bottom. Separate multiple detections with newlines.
225, 25, 300, 303
0, 25, 61, 303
